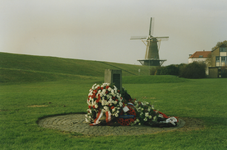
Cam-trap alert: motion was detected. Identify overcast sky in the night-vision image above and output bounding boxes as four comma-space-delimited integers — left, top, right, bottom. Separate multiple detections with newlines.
1, 0, 227, 66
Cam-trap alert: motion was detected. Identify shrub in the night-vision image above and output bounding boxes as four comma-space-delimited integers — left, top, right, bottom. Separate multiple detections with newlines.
155, 65, 179, 76
179, 62, 206, 79
221, 66, 227, 78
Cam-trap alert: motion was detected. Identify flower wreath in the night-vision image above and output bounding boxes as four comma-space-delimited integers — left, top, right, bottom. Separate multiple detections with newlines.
85, 83, 178, 127
117, 104, 137, 126
85, 83, 123, 126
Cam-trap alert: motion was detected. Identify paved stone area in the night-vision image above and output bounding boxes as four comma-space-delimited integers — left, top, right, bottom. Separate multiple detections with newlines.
38, 114, 185, 136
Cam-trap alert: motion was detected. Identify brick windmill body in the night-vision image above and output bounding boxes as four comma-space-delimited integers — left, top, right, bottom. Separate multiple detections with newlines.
131, 17, 168, 66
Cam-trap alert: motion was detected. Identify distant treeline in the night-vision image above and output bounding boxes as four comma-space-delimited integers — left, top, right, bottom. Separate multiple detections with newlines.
150, 62, 207, 79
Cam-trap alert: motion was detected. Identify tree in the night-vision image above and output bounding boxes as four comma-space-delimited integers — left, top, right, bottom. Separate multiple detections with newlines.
205, 53, 212, 67
179, 62, 206, 79
212, 40, 227, 51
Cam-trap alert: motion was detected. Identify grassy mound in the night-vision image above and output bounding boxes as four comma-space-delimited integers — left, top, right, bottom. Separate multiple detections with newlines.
0, 52, 150, 83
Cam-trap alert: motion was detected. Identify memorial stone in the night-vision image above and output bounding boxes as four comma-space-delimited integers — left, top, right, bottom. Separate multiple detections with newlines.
104, 69, 122, 91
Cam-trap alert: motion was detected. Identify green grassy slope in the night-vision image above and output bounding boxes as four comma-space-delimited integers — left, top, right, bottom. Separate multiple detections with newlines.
0, 52, 152, 83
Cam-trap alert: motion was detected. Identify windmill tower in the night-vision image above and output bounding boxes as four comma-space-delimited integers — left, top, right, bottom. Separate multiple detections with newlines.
130, 17, 168, 66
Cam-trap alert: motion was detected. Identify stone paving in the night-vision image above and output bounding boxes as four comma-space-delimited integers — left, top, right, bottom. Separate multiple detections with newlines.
38, 114, 185, 136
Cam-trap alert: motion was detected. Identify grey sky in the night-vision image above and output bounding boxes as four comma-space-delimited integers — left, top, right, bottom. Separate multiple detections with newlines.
1, 0, 227, 65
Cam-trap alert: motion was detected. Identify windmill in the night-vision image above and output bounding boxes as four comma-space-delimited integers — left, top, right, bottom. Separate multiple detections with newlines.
130, 17, 169, 66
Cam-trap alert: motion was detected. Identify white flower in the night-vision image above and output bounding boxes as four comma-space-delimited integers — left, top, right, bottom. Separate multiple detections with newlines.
101, 100, 105, 106
115, 114, 119, 117
136, 119, 139, 122
92, 83, 97, 90
100, 93, 103, 97
95, 85, 100, 89
153, 116, 157, 121
95, 104, 98, 108
149, 115, 152, 119
145, 112, 149, 117
140, 112, 143, 116
138, 123, 141, 125
148, 108, 151, 112
85, 118, 89, 122
104, 106, 109, 111
158, 114, 163, 118
85, 114, 88, 117
88, 92, 93, 96
144, 118, 147, 121
108, 87, 111, 91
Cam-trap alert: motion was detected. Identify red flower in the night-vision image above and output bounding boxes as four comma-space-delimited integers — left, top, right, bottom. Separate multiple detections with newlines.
96, 99, 100, 103
97, 95, 101, 100
93, 105, 96, 109
106, 86, 109, 89
88, 106, 91, 109
117, 90, 120, 93
112, 96, 115, 99
111, 106, 114, 109
105, 91, 108, 94
101, 87, 103, 90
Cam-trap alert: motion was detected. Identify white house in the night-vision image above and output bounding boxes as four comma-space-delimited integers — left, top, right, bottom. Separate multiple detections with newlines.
188, 51, 211, 75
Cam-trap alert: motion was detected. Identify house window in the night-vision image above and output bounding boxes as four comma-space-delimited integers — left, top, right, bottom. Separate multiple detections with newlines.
220, 47, 227, 52
216, 56, 220, 62
199, 55, 203, 58
221, 56, 226, 62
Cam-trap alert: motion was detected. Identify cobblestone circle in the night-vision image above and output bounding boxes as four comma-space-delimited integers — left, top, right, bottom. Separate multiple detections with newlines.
38, 114, 185, 136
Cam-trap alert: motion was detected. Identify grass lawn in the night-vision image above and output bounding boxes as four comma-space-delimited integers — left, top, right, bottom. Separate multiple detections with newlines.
1, 53, 227, 149
1, 77, 227, 150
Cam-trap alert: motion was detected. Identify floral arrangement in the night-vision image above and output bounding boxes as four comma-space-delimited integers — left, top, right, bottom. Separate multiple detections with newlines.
85, 83, 178, 127
85, 83, 124, 125
129, 100, 158, 126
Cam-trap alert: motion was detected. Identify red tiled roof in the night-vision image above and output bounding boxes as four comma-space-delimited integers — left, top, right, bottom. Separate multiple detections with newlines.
189, 51, 211, 58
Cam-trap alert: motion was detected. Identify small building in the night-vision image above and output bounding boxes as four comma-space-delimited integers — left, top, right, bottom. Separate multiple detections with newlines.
188, 51, 211, 75
209, 45, 227, 78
